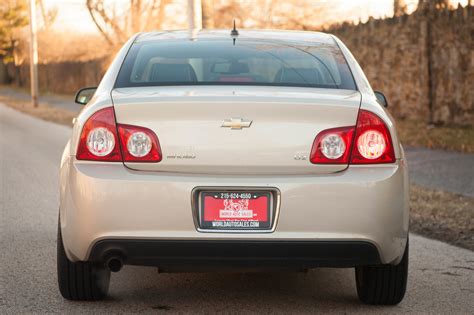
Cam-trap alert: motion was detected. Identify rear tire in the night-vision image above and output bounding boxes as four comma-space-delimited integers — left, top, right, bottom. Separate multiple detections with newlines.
355, 240, 408, 305
57, 222, 110, 301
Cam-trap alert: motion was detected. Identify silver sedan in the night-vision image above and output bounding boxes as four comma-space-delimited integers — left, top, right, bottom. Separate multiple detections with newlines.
58, 29, 409, 305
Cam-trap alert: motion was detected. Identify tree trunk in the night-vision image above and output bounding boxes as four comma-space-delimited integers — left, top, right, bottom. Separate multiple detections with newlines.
394, 0, 406, 16
0, 60, 8, 84
202, 0, 214, 28
130, 0, 143, 33
188, 0, 202, 30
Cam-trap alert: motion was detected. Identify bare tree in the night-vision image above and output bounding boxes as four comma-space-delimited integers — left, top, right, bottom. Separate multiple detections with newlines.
417, 0, 451, 10
0, 0, 28, 63
38, 0, 57, 29
435, 0, 450, 8
86, 0, 172, 47
201, 0, 214, 28
394, 0, 407, 16
212, 0, 331, 30
212, 1, 245, 29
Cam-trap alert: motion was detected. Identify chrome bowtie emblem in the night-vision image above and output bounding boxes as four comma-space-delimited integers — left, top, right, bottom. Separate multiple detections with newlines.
221, 118, 252, 130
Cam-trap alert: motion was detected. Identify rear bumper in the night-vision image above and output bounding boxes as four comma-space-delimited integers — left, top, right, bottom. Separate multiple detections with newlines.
89, 239, 381, 271
60, 158, 409, 266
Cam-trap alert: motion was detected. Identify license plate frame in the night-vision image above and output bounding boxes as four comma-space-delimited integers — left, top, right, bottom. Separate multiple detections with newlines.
192, 187, 280, 233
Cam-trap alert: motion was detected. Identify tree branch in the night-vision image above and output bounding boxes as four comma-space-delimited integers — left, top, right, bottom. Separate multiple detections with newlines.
86, 0, 115, 46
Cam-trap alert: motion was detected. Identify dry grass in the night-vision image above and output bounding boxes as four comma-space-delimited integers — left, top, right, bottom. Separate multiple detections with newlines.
397, 119, 474, 153
410, 185, 474, 251
0, 95, 75, 127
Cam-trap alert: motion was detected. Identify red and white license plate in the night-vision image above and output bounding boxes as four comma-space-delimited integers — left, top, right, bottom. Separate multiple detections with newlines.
199, 191, 273, 230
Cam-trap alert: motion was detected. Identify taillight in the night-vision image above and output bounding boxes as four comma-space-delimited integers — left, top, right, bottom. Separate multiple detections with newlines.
77, 107, 162, 163
350, 110, 395, 164
310, 110, 395, 165
310, 126, 354, 164
117, 124, 162, 162
76, 107, 122, 161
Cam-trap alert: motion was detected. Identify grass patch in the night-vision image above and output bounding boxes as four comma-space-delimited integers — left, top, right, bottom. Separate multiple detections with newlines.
397, 119, 474, 153
410, 185, 474, 251
0, 95, 75, 127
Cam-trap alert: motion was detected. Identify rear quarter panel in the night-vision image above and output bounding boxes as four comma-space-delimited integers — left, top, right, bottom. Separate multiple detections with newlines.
68, 33, 140, 156
332, 34, 403, 159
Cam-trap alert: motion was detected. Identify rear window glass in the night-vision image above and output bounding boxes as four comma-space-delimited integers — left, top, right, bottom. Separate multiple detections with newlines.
115, 39, 356, 90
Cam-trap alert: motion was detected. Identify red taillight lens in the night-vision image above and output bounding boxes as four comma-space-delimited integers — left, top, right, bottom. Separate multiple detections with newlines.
76, 107, 122, 161
310, 110, 395, 165
117, 124, 162, 162
350, 110, 395, 164
77, 107, 162, 163
310, 126, 355, 164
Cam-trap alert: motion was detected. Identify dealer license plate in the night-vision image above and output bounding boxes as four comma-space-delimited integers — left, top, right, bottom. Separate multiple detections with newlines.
199, 191, 273, 230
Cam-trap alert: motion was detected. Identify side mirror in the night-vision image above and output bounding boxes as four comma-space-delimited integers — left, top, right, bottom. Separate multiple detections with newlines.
374, 91, 388, 108
75, 87, 97, 105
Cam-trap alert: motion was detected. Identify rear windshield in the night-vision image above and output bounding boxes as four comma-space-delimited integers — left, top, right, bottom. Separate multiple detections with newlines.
115, 39, 356, 90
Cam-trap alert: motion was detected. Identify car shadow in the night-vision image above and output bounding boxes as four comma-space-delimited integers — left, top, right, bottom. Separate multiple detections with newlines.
100, 266, 386, 313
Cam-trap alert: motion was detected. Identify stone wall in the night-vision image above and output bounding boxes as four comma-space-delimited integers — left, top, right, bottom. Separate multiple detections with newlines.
329, 5, 473, 125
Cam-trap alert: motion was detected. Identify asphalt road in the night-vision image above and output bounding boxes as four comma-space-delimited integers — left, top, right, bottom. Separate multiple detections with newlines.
1, 103, 473, 314
405, 148, 474, 197
0, 86, 82, 113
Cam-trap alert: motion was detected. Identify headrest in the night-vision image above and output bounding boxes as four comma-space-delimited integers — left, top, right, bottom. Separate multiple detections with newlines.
228, 62, 250, 74
150, 63, 197, 82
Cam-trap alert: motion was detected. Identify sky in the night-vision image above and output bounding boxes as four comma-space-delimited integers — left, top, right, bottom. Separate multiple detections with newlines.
42, 0, 469, 34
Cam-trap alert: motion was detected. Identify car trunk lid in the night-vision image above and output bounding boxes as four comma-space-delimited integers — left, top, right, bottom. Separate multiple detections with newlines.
112, 86, 360, 175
